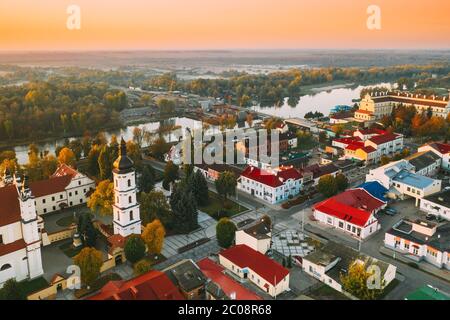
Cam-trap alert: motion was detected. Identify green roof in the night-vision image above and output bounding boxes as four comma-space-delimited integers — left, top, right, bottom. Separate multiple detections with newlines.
405, 286, 450, 301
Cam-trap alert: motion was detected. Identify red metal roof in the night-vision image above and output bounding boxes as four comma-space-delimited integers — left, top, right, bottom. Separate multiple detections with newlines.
219, 244, 289, 286
368, 133, 401, 145
197, 258, 262, 300
240, 166, 302, 188
361, 146, 377, 154
0, 239, 27, 257
355, 109, 373, 115
314, 189, 383, 227
52, 164, 78, 178
88, 270, 184, 300
429, 142, 450, 155
29, 175, 72, 198
0, 185, 21, 227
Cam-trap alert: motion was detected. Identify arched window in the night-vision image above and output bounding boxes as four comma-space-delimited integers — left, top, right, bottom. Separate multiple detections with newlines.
0, 264, 12, 271
128, 196, 132, 204
130, 210, 134, 221
128, 179, 131, 187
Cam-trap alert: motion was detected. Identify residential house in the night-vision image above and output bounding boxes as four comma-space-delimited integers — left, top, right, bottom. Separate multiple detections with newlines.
420, 190, 450, 221
197, 258, 262, 300
385, 219, 449, 270
300, 163, 339, 187
237, 166, 302, 204
219, 244, 290, 297
88, 270, 184, 300
405, 151, 441, 177
303, 242, 397, 293
163, 259, 207, 300
366, 160, 442, 206
235, 218, 272, 254
313, 189, 385, 239
418, 142, 450, 172
193, 163, 243, 181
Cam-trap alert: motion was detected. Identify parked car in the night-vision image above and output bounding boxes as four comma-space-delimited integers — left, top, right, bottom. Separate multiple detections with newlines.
385, 207, 397, 215
425, 213, 436, 221
444, 186, 450, 191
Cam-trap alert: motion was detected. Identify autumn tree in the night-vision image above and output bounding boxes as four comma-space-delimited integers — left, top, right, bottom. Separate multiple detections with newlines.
216, 218, 237, 248
317, 174, 338, 197
340, 260, 384, 300
73, 247, 103, 287
142, 219, 166, 255
87, 180, 114, 216
133, 260, 152, 276
124, 235, 146, 264
139, 190, 172, 227
58, 147, 76, 166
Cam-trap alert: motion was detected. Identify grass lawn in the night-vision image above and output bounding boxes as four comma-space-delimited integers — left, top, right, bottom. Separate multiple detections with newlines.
20, 277, 49, 296
308, 284, 350, 300
55, 215, 76, 227
59, 241, 84, 258
198, 191, 248, 220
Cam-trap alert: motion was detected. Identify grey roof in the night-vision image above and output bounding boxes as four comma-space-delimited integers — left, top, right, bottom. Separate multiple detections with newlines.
304, 242, 392, 284
424, 190, 450, 209
241, 219, 271, 240
406, 151, 440, 173
387, 220, 449, 252
164, 259, 207, 292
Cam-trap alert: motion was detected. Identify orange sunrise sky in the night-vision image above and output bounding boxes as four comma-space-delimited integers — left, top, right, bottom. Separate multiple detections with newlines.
0, 0, 449, 51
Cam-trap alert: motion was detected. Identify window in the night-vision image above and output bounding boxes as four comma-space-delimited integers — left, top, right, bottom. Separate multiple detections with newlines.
338, 221, 344, 228
80, 199, 83, 204
42, 199, 46, 204
69, 192, 72, 197
404, 243, 410, 250
60, 195, 63, 199
0, 264, 12, 271
52, 206, 56, 211
75, 191, 78, 195
130, 210, 134, 221
43, 208, 47, 213
78, 181, 81, 186
52, 196, 55, 201
0, 234, 3, 244
128, 179, 131, 187
129, 196, 132, 203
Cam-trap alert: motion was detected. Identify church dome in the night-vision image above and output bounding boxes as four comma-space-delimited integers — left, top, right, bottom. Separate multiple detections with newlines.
113, 138, 134, 173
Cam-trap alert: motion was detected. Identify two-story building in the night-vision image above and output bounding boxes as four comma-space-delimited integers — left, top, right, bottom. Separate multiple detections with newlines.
237, 166, 302, 204
418, 142, 450, 172
385, 219, 449, 270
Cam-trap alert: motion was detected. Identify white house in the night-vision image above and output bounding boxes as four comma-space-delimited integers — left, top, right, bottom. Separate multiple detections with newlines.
313, 189, 384, 240
385, 219, 449, 270
235, 219, 271, 254
418, 142, 450, 172
420, 190, 450, 221
303, 242, 397, 293
405, 151, 441, 177
0, 175, 44, 288
219, 244, 290, 297
237, 166, 302, 204
366, 160, 442, 206
28, 164, 95, 216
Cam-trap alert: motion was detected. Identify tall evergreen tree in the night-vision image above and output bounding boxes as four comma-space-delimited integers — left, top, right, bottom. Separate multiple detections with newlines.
139, 165, 155, 193
192, 170, 209, 206
170, 183, 198, 234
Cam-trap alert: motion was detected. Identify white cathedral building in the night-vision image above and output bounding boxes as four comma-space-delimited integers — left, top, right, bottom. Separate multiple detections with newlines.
0, 172, 44, 287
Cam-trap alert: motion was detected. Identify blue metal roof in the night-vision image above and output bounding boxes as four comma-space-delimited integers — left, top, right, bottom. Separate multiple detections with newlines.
357, 181, 388, 202
392, 170, 436, 189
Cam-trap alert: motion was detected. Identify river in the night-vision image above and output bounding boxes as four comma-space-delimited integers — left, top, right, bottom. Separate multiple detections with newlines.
12, 82, 392, 164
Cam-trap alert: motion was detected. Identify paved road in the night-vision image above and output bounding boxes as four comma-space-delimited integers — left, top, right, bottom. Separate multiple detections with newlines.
143, 157, 450, 300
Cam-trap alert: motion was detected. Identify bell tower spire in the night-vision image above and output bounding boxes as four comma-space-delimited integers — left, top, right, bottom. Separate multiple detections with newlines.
112, 137, 141, 237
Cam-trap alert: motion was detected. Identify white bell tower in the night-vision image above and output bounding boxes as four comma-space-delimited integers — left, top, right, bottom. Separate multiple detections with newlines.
112, 138, 141, 237
18, 174, 44, 279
